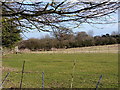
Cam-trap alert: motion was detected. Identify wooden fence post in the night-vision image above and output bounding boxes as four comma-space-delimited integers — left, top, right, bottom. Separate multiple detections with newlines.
71, 60, 76, 88
42, 72, 44, 89
0, 72, 10, 88
20, 61, 25, 89
95, 75, 102, 90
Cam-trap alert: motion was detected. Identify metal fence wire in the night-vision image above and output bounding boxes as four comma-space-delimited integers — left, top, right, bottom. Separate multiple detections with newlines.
1, 60, 118, 88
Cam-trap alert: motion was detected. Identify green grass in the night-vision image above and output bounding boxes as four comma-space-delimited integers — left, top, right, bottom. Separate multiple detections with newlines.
2, 53, 118, 88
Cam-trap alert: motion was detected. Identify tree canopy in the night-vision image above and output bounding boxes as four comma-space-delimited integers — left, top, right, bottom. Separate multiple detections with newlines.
1, 3, 22, 48
2, 17, 22, 48
1, 0, 120, 32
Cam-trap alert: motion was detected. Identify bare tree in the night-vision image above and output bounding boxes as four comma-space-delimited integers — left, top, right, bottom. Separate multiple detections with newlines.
1, 0, 120, 32
52, 26, 73, 48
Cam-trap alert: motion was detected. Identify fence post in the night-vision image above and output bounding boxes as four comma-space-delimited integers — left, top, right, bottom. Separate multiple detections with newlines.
20, 61, 25, 89
71, 60, 76, 88
42, 72, 44, 89
95, 75, 102, 90
0, 72, 10, 88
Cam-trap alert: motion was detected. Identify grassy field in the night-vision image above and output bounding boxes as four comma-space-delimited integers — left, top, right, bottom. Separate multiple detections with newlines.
30, 44, 118, 54
2, 52, 118, 88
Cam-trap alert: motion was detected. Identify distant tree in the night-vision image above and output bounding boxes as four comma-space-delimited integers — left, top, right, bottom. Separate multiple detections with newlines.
116, 35, 120, 44
52, 27, 73, 48
111, 34, 120, 44
42, 36, 53, 50
94, 36, 102, 45
25, 38, 40, 50
67, 34, 75, 48
18, 40, 27, 49
108, 37, 117, 44
105, 34, 110, 37
75, 31, 90, 47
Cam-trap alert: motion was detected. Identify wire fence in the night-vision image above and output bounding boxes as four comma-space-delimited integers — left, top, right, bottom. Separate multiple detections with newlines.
1, 60, 118, 89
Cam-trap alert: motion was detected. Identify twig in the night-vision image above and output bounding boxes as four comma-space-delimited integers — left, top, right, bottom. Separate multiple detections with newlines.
0, 72, 10, 87
20, 61, 25, 89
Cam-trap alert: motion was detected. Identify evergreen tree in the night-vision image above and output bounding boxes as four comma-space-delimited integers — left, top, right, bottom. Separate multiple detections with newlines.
2, 18, 22, 48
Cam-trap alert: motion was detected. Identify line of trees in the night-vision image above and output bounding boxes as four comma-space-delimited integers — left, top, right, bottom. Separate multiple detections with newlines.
18, 31, 120, 51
